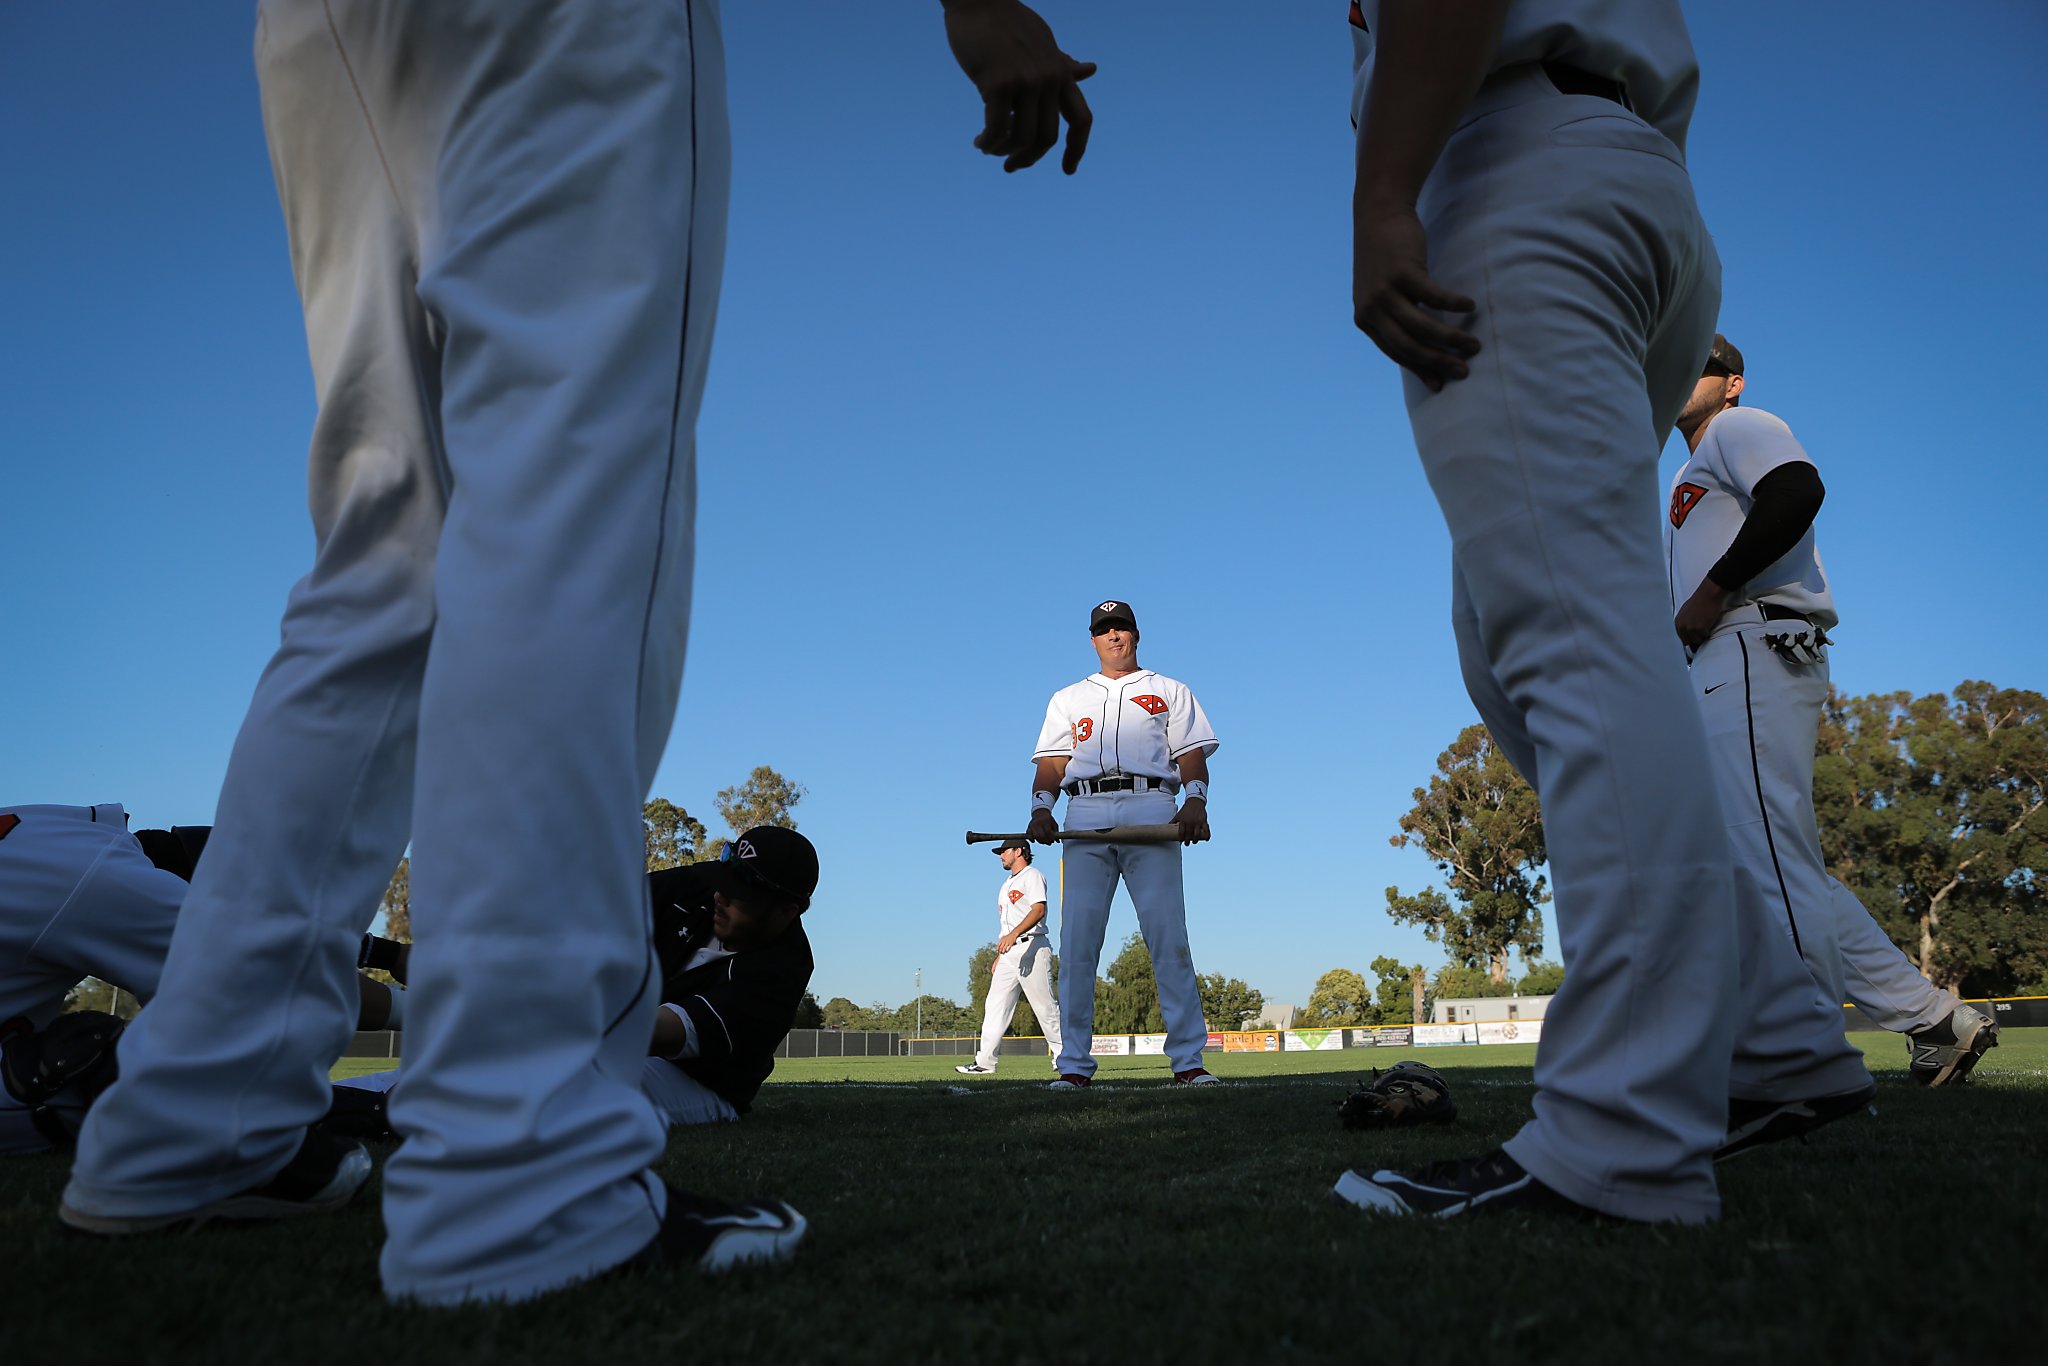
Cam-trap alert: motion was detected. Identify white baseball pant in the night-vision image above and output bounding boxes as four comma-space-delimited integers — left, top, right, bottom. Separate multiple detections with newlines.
1, 804, 186, 1155
1054, 791, 1207, 1078
65, 0, 730, 1306
1403, 68, 1867, 1223
1694, 617, 1956, 1034
339, 1057, 739, 1129
974, 934, 1063, 1071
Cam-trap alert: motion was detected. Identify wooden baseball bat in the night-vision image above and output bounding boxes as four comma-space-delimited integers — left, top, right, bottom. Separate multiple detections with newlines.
964, 824, 1186, 845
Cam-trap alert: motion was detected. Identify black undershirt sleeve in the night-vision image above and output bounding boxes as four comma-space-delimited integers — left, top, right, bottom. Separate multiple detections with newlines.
1706, 461, 1824, 592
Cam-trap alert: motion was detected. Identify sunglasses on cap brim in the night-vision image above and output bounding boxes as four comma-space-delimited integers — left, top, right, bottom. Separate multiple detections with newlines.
718, 840, 809, 910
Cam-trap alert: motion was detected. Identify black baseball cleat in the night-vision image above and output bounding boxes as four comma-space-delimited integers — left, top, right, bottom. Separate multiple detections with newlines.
1906, 1004, 1999, 1087
1333, 1148, 1594, 1219
627, 1183, 806, 1273
1716, 1082, 1877, 1161
312, 1083, 395, 1141
59, 1128, 372, 1235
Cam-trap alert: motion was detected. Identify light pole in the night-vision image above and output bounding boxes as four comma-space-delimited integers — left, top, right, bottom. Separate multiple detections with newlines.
914, 967, 922, 1041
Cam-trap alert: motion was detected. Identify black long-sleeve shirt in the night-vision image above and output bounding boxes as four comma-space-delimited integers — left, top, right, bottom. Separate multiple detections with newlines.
648, 864, 814, 1113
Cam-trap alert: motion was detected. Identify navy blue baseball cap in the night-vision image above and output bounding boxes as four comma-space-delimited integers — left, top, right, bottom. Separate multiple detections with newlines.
717, 826, 818, 911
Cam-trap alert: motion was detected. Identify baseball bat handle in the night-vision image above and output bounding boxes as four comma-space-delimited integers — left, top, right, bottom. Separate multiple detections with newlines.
964, 824, 1187, 845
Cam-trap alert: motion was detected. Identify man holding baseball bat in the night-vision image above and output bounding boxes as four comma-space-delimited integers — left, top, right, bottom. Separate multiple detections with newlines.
1026, 601, 1219, 1088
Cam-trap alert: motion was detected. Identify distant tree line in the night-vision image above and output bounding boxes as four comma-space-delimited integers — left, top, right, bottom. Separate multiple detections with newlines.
817, 933, 1266, 1039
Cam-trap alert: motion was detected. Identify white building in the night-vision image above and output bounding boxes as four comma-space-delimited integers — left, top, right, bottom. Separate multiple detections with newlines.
1432, 994, 1553, 1025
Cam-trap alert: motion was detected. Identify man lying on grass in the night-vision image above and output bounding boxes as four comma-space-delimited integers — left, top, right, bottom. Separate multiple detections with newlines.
330, 827, 819, 1135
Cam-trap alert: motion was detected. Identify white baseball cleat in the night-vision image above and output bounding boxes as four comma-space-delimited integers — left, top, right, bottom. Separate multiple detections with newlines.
954, 1064, 994, 1075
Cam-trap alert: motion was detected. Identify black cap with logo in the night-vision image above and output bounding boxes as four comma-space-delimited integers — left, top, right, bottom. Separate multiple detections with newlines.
1705, 333, 1744, 376
717, 826, 819, 911
1089, 599, 1138, 635
995, 838, 1029, 853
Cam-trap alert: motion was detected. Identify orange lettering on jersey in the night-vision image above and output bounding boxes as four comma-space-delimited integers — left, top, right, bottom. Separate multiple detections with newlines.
1670, 482, 1708, 528
0, 813, 17, 841
1072, 718, 1093, 743
1008, 889, 1024, 904
1129, 694, 1168, 716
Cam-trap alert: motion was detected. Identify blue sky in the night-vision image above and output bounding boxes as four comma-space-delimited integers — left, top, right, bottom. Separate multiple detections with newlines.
4, 3, 2044, 1014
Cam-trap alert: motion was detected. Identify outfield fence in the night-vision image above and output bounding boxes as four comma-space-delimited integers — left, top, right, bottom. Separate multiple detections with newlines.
343, 996, 2048, 1060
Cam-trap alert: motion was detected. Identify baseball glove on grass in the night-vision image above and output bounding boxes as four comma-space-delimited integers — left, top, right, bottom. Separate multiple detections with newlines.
1, 1009, 127, 1145
1337, 1060, 1456, 1130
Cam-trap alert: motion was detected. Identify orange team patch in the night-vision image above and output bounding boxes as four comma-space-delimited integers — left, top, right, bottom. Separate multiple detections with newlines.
0, 813, 17, 840
1008, 889, 1024, 904
1129, 695, 1168, 716
1072, 718, 1094, 743
1670, 482, 1708, 528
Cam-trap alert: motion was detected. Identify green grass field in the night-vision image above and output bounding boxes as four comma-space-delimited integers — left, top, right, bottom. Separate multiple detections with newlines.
9, 1034, 2046, 1364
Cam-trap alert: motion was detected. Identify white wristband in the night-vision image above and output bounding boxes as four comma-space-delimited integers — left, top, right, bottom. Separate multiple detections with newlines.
1031, 790, 1056, 812
661, 1002, 700, 1060
1182, 780, 1208, 804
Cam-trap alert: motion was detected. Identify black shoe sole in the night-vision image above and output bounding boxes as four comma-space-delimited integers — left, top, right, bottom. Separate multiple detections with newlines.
1717, 1084, 1876, 1161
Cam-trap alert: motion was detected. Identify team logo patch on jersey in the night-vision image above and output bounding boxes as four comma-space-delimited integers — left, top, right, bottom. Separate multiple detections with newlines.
1008, 889, 1024, 904
1129, 694, 1168, 716
1670, 482, 1708, 528
0, 813, 17, 841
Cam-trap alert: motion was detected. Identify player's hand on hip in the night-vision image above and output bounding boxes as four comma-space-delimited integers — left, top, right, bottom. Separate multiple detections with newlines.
1674, 578, 1730, 652
1353, 196, 1478, 392
943, 0, 1096, 173
1173, 798, 1211, 846
1026, 809, 1060, 845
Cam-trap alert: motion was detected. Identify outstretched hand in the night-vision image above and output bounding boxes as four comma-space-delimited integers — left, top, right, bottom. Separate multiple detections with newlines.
943, 0, 1096, 173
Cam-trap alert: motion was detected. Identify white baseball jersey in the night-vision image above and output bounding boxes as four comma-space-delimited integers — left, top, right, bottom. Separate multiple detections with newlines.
1032, 670, 1218, 784
997, 865, 1049, 937
1348, 0, 1702, 151
1666, 406, 1836, 629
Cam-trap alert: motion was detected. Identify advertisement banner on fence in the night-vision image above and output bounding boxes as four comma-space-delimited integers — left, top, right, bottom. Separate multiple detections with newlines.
1283, 1029, 1346, 1052
1222, 1031, 1281, 1052
1348, 1027, 1413, 1048
1206, 1032, 1225, 1049
1413, 1023, 1476, 1046
1089, 1035, 1131, 1056
1477, 1021, 1541, 1046
1133, 1033, 1168, 1055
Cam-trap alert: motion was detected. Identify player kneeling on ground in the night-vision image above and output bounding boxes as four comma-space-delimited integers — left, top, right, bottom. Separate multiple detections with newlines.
1, 804, 401, 1155
334, 827, 820, 1134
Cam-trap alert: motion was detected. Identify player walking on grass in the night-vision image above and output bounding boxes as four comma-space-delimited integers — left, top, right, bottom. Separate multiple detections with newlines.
957, 839, 1063, 1077
59, 0, 1097, 1306
1027, 601, 1219, 1088
1331, 0, 1871, 1224
1669, 336, 1997, 1087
